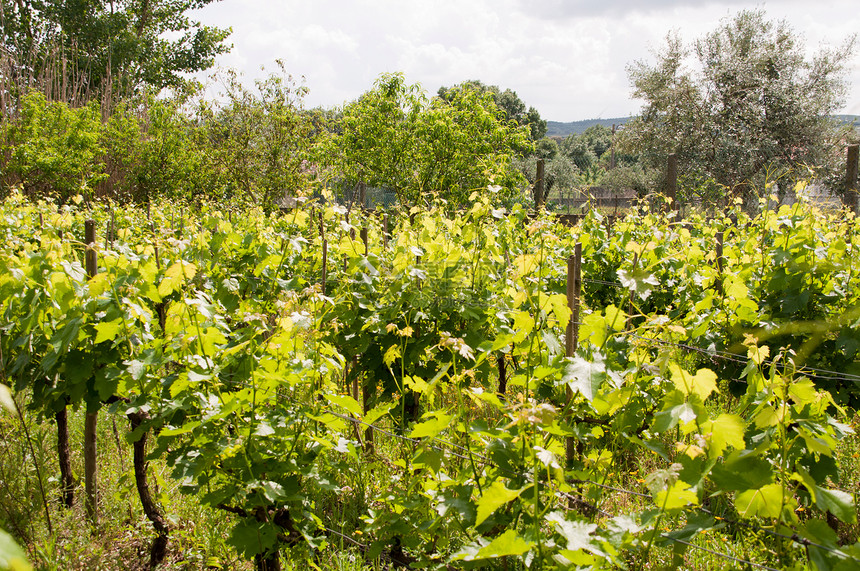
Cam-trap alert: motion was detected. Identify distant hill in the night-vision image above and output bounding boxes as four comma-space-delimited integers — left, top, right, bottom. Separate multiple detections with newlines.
547, 115, 859, 139
546, 117, 631, 138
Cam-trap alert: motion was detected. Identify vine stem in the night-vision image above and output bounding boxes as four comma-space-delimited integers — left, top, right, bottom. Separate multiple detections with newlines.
13, 391, 53, 535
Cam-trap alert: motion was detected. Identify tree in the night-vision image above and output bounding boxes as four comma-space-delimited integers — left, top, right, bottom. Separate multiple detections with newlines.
327, 73, 532, 208
1, 91, 106, 200
0, 0, 230, 108
196, 63, 316, 208
622, 9, 856, 205
438, 80, 547, 141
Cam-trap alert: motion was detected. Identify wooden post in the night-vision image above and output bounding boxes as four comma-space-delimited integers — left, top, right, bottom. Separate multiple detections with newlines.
626, 253, 639, 331
535, 159, 546, 211
565, 244, 582, 510
846, 144, 859, 215
383, 214, 389, 250
666, 153, 678, 212
360, 227, 369, 255
84, 220, 99, 527
321, 239, 328, 296
346, 211, 353, 271
351, 357, 359, 401
715, 231, 724, 295
565, 244, 582, 468
362, 379, 374, 453
610, 124, 617, 170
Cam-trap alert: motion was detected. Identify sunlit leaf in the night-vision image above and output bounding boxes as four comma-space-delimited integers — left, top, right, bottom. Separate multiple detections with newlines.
410, 412, 453, 439
735, 483, 785, 518
475, 479, 524, 526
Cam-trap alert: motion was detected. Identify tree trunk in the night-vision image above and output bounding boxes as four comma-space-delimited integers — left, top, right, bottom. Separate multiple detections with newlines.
56, 406, 75, 508
254, 552, 281, 571
84, 410, 98, 526
128, 412, 169, 569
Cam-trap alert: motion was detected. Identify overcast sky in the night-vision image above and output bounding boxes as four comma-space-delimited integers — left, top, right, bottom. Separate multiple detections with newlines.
190, 0, 860, 122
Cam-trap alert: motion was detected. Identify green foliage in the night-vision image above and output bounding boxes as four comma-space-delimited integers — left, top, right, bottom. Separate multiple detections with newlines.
1, 191, 860, 569
195, 63, 317, 207
1, 0, 230, 102
103, 95, 209, 201
438, 80, 547, 141
1, 92, 105, 201
0, 528, 31, 571
515, 154, 579, 201
327, 73, 532, 208
624, 9, 857, 205
1, 64, 318, 206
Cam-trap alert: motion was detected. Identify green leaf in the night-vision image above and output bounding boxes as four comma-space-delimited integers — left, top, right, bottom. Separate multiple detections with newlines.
0, 385, 16, 413
788, 378, 818, 406
670, 364, 718, 400
476, 529, 532, 559
735, 483, 785, 519
326, 393, 363, 418
228, 517, 278, 559
655, 480, 699, 510
711, 451, 774, 491
795, 467, 858, 524
546, 511, 597, 552
383, 344, 400, 367
94, 319, 123, 344
409, 412, 453, 439
363, 402, 394, 426
563, 354, 606, 402
259, 480, 288, 503
413, 448, 442, 472
475, 479, 523, 526
814, 488, 857, 524
451, 529, 533, 561
253, 422, 275, 437
0, 528, 31, 571
618, 267, 660, 300
578, 305, 626, 347
702, 414, 745, 458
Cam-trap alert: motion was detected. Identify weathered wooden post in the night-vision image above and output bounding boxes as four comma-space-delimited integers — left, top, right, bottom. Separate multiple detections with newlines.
84, 220, 99, 527
565, 244, 582, 464
666, 153, 678, 212
610, 124, 617, 170
715, 231, 724, 295
566, 244, 582, 510
845, 144, 859, 215
534, 159, 546, 211
321, 239, 328, 296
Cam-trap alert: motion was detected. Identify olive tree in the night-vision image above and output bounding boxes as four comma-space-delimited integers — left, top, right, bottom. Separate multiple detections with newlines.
622, 9, 856, 205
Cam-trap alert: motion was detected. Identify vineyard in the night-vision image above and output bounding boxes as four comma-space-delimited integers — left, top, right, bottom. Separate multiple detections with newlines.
1, 186, 859, 570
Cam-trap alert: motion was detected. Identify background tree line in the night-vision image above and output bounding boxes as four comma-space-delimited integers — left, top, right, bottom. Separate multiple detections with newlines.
0, 5, 857, 211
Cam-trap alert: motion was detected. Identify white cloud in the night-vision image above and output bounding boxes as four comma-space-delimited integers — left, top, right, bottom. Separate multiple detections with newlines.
191, 0, 860, 120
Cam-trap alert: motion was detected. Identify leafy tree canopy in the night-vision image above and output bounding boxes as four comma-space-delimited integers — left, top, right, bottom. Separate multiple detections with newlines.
326, 73, 532, 208
0, 0, 231, 105
438, 80, 547, 141
560, 124, 614, 171
621, 9, 856, 202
